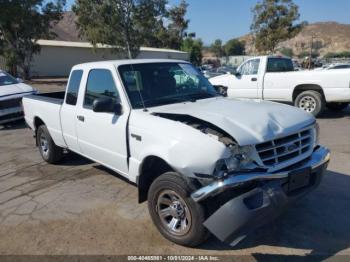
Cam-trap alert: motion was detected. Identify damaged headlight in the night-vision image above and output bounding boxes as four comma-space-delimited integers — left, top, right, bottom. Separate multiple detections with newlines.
214, 145, 255, 178
313, 122, 320, 148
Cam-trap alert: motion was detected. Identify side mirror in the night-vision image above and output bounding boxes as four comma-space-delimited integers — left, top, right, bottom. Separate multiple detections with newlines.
16, 78, 24, 83
92, 97, 123, 115
234, 72, 241, 77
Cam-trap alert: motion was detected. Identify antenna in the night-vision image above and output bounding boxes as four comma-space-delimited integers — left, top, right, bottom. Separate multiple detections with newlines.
130, 62, 148, 112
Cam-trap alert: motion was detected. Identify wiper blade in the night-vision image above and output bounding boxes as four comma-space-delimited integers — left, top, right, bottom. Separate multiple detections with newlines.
185, 92, 216, 101
144, 97, 189, 107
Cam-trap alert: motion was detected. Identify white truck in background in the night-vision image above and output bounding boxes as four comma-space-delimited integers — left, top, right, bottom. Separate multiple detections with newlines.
209, 56, 350, 116
23, 59, 330, 247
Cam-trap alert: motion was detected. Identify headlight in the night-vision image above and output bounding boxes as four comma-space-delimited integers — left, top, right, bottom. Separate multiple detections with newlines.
214, 145, 255, 178
313, 122, 320, 147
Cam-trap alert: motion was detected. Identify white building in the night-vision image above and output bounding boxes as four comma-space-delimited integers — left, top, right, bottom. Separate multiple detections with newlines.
0, 40, 188, 77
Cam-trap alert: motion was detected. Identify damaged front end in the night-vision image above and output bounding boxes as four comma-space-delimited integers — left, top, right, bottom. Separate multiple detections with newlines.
152, 112, 330, 246
191, 146, 330, 246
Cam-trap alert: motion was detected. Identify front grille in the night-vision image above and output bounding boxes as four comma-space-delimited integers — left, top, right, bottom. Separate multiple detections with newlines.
0, 111, 23, 122
255, 128, 313, 167
0, 98, 22, 110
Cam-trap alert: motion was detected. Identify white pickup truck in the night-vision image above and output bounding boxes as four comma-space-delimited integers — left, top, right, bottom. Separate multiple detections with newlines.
210, 55, 350, 116
23, 59, 330, 247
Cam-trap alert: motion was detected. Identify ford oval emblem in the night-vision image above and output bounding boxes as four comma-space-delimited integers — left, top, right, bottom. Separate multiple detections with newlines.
284, 143, 298, 153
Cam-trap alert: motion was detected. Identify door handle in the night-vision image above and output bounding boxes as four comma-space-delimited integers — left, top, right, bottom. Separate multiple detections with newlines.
77, 115, 85, 122
251, 77, 257, 82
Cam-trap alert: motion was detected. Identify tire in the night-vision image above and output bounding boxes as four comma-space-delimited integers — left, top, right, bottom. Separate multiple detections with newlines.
294, 90, 325, 117
147, 172, 209, 247
36, 125, 63, 164
326, 102, 349, 111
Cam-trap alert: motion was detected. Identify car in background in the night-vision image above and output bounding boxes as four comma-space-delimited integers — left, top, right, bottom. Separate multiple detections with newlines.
0, 70, 37, 125
203, 66, 237, 79
315, 63, 350, 70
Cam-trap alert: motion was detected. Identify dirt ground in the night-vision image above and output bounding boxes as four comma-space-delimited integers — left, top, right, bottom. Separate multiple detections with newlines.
0, 82, 349, 259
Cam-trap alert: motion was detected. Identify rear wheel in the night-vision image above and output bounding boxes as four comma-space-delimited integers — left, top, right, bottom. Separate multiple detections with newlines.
36, 125, 63, 164
147, 172, 209, 247
326, 102, 349, 111
294, 90, 325, 117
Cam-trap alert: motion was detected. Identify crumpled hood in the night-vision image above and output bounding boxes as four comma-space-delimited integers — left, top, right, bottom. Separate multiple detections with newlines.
150, 97, 315, 146
0, 83, 35, 99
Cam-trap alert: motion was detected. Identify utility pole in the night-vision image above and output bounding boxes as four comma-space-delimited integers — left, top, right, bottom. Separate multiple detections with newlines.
309, 35, 314, 70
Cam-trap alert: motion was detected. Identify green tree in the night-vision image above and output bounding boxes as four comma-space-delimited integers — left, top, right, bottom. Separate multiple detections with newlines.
251, 0, 306, 54
73, 0, 168, 58
0, 0, 65, 78
210, 39, 225, 58
279, 47, 294, 57
134, 0, 168, 48
164, 0, 189, 50
224, 39, 245, 56
181, 36, 203, 66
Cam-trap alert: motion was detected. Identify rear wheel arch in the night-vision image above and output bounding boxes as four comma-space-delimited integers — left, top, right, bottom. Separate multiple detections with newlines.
292, 84, 325, 102
33, 117, 46, 145
34, 116, 45, 131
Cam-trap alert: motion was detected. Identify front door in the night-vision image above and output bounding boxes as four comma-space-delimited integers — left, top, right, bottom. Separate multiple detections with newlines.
227, 58, 260, 99
76, 67, 129, 176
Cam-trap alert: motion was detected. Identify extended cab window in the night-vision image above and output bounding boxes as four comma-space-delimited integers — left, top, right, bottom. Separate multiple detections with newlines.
267, 58, 294, 72
65, 70, 83, 105
239, 59, 260, 75
84, 69, 120, 108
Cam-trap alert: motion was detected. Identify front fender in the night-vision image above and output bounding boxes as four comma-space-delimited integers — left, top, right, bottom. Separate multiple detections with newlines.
129, 111, 231, 181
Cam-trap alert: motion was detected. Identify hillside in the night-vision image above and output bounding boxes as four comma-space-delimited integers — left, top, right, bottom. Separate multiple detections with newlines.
240, 22, 350, 56
51, 13, 350, 57
51, 11, 85, 42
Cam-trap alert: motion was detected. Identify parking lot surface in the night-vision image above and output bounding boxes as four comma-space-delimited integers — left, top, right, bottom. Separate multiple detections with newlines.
0, 82, 349, 258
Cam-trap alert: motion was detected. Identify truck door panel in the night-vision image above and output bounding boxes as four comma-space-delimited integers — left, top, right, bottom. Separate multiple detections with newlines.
228, 59, 260, 99
76, 68, 129, 176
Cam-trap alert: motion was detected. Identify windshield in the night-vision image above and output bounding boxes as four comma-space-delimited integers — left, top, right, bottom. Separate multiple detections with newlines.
0, 71, 18, 86
118, 62, 218, 109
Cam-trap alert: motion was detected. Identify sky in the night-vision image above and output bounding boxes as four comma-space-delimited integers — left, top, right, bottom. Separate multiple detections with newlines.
65, 0, 350, 45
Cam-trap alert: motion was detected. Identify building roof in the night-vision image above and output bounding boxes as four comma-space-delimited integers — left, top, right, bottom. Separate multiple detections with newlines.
72, 59, 190, 70
36, 39, 187, 54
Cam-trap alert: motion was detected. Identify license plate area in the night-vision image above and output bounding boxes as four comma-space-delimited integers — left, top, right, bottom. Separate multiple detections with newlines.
288, 167, 311, 193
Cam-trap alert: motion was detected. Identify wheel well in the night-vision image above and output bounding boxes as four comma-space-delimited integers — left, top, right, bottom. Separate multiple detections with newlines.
292, 84, 325, 102
33, 117, 45, 145
137, 156, 174, 203
34, 117, 45, 131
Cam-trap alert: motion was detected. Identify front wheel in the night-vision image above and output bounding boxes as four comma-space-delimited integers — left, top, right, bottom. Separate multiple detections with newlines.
294, 90, 325, 117
147, 172, 209, 247
326, 102, 349, 111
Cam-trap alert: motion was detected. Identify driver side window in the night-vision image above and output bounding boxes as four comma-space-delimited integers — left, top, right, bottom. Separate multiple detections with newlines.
84, 69, 120, 108
239, 59, 260, 75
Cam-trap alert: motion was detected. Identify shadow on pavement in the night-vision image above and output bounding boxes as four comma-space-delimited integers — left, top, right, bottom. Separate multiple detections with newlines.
199, 170, 350, 258
60, 151, 93, 166
319, 107, 350, 119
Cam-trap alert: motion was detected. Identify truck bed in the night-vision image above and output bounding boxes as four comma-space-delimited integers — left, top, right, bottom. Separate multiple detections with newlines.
28, 91, 65, 104
23, 91, 67, 148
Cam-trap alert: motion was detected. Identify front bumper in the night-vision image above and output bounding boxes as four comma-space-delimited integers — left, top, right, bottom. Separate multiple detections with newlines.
0, 107, 23, 125
191, 145, 330, 246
